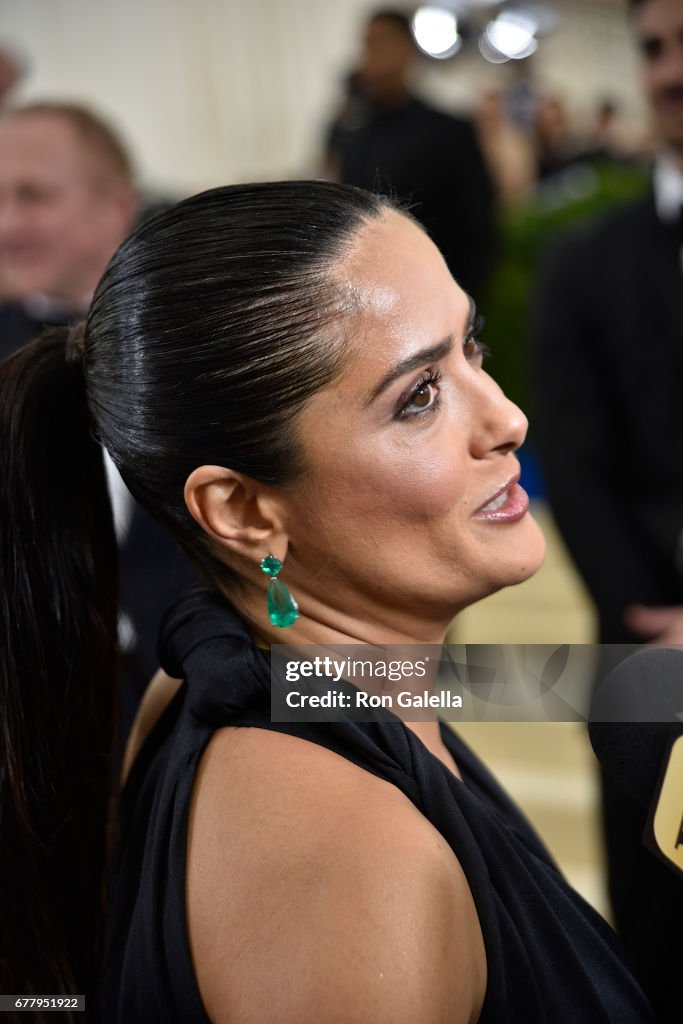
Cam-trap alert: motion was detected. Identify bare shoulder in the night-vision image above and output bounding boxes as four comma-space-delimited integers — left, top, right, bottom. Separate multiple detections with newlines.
187, 727, 487, 1024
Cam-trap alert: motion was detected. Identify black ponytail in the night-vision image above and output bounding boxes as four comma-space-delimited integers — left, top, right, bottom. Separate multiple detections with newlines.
0, 180, 392, 1010
0, 330, 118, 1012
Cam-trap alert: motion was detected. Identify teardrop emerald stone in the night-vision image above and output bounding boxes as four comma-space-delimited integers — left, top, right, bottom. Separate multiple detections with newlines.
267, 577, 299, 628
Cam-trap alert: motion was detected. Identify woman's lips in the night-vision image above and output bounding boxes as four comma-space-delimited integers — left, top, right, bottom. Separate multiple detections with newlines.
473, 481, 529, 523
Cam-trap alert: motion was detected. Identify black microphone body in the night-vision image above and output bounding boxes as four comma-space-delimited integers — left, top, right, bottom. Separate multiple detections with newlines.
588, 647, 683, 876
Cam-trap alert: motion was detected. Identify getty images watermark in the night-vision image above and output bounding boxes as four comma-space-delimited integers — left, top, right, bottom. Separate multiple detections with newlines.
270, 643, 683, 723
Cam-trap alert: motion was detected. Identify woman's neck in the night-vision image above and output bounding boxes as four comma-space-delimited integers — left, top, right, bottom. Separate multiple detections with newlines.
231, 586, 463, 781
234, 580, 455, 648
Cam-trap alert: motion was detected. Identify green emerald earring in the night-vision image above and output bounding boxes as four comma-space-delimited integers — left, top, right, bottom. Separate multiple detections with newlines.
260, 554, 299, 628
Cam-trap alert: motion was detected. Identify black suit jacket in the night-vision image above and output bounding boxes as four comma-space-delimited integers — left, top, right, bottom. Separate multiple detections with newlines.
532, 193, 683, 641
0, 301, 63, 356
333, 97, 497, 301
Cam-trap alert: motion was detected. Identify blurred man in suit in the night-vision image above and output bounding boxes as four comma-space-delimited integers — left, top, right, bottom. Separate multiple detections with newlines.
329, 8, 496, 303
533, 3, 683, 1019
0, 103, 194, 735
0, 103, 136, 344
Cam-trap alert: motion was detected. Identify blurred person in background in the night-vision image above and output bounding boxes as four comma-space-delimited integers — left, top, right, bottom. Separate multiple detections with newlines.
0, 103, 136, 345
579, 98, 639, 165
533, 95, 581, 183
532, 1, 683, 1019
0, 46, 23, 110
504, 56, 539, 135
0, 102, 194, 737
0, 51, 26, 297
327, 8, 497, 303
474, 89, 536, 207
322, 69, 366, 180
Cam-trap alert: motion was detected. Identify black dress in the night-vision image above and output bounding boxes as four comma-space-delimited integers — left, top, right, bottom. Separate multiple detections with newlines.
102, 590, 656, 1023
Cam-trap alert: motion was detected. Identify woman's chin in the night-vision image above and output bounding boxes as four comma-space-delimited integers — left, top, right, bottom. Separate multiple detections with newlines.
481, 515, 547, 594
502, 516, 547, 585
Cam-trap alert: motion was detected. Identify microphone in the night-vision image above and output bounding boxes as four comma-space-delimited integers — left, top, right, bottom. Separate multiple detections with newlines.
588, 647, 683, 878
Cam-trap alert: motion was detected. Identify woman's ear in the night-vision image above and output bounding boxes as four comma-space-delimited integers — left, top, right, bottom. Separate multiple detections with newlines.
184, 465, 288, 561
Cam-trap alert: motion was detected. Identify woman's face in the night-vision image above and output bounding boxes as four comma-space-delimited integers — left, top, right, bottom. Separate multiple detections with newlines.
281, 210, 545, 639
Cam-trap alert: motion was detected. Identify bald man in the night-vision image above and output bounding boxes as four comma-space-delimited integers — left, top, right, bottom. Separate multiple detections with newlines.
0, 103, 137, 345
0, 103, 194, 735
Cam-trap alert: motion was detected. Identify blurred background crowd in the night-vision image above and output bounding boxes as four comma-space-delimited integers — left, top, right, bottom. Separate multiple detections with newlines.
1, 1, 682, 1019
0, 0, 669, 646
0, 0, 651, 192
0, 0, 659, 466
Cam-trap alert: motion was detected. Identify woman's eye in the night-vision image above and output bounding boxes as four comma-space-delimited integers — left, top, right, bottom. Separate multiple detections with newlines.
403, 380, 439, 416
463, 335, 479, 359
463, 314, 488, 362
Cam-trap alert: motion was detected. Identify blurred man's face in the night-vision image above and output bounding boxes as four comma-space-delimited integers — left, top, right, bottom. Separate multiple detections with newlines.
635, 0, 683, 156
360, 17, 415, 99
0, 112, 134, 302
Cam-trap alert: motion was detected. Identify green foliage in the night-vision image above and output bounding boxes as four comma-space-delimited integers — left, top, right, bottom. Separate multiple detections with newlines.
483, 160, 649, 434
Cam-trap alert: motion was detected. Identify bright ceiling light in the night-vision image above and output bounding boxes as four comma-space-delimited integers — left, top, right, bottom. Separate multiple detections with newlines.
484, 10, 539, 61
479, 33, 511, 64
412, 6, 461, 60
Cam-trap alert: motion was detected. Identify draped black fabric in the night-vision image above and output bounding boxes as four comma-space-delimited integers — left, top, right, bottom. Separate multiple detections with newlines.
102, 589, 656, 1023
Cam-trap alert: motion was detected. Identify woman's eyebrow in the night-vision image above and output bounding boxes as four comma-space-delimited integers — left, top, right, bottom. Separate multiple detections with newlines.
366, 295, 476, 406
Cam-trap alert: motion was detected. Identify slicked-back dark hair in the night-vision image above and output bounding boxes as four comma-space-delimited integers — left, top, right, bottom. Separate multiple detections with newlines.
0, 180, 391, 1000
87, 180, 391, 583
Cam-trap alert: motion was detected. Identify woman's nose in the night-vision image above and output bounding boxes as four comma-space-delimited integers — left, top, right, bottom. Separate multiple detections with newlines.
470, 374, 528, 458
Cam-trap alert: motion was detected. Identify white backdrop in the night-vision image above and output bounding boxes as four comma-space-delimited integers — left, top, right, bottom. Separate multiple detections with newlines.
0, 0, 645, 197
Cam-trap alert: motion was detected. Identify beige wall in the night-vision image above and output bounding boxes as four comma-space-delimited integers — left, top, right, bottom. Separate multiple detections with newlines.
423, 0, 646, 127
0, 0, 645, 195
